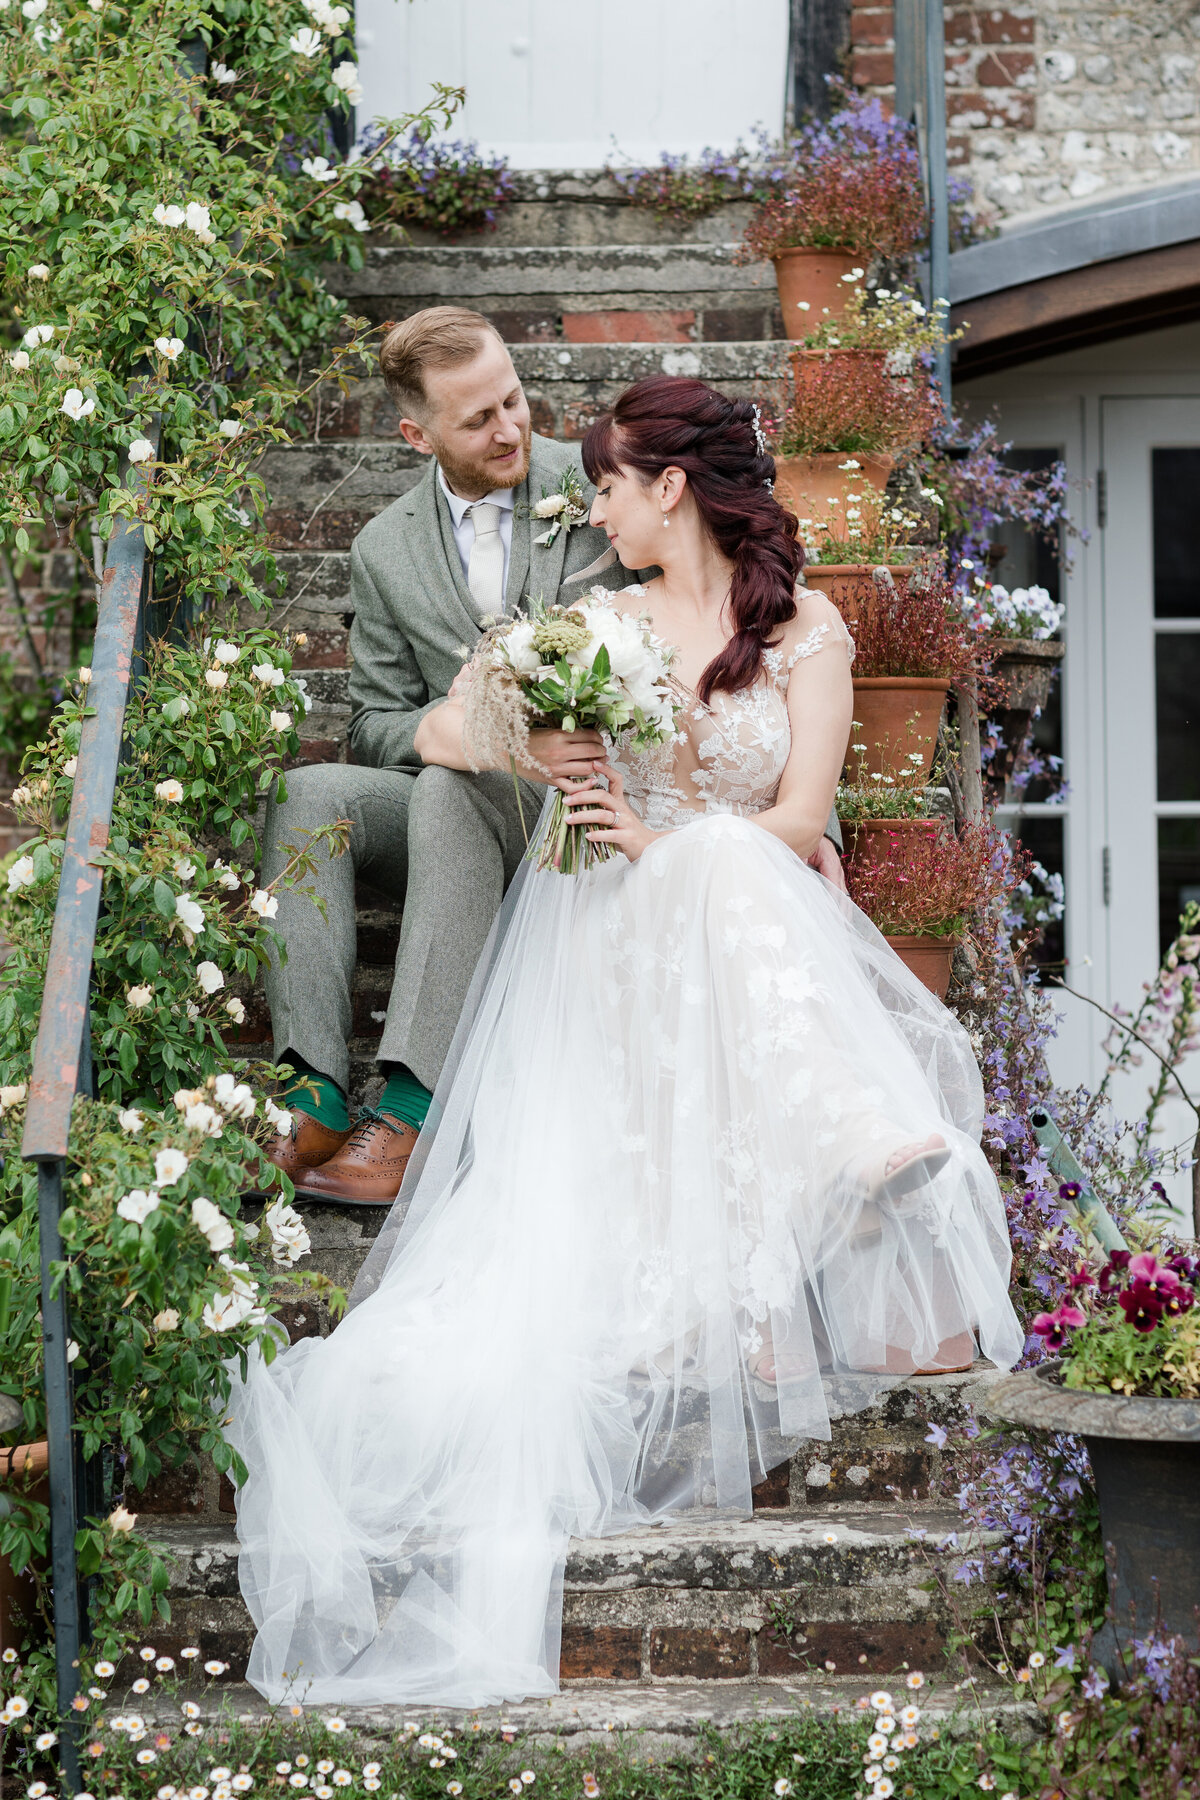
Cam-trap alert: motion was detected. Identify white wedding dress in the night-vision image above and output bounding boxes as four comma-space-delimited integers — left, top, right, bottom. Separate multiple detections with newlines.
226, 589, 1022, 1706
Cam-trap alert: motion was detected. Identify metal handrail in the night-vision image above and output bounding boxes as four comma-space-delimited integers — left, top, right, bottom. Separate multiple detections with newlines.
19, 424, 160, 1787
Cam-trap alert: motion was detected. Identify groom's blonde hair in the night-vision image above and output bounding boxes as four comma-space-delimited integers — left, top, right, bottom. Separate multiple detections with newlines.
380, 307, 505, 420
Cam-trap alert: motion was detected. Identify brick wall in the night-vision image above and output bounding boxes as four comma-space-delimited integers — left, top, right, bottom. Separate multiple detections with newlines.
851, 0, 1200, 221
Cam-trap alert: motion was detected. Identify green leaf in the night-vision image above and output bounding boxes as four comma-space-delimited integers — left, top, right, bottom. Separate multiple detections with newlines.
152, 877, 175, 919
140, 943, 160, 977
114, 1580, 134, 1613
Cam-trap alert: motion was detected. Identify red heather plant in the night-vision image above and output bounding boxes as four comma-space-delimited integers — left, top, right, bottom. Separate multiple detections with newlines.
737, 91, 926, 260
850, 569, 987, 686
774, 348, 938, 457
847, 819, 1028, 939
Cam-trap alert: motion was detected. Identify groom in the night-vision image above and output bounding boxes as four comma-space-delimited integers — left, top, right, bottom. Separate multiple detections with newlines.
261, 305, 843, 1206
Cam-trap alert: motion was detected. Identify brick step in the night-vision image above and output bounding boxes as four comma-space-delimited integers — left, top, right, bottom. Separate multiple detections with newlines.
121, 1673, 1036, 1754
327, 243, 780, 340
140, 1504, 1000, 1687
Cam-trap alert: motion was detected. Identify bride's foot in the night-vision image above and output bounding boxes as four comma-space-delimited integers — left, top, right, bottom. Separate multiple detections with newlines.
867, 1133, 950, 1207
748, 1340, 815, 1387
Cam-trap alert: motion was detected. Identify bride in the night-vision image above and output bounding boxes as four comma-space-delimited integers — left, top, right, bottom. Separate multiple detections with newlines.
226, 376, 1023, 1706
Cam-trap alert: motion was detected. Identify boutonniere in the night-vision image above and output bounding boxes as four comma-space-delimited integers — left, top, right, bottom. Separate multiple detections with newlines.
530, 467, 589, 547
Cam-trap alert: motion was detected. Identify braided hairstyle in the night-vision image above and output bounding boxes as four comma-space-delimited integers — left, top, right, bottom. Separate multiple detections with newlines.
581, 375, 802, 705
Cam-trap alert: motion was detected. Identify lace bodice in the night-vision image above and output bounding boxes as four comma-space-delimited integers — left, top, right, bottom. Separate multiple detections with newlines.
609, 586, 854, 832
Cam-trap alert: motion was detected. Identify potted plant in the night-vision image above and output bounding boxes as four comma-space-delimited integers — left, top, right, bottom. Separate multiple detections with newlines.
737, 90, 925, 336
961, 579, 1065, 800
987, 1247, 1200, 1664
840, 569, 981, 780
844, 819, 1008, 997
770, 287, 947, 527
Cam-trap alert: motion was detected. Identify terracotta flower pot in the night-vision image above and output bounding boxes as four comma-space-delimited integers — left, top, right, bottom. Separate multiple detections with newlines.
884, 933, 958, 1000
771, 246, 862, 336
801, 563, 912, 633
773, 451, 894, 527
841, 815, 944, 873
985, 636, 1066, 801
848, 675, 950, 780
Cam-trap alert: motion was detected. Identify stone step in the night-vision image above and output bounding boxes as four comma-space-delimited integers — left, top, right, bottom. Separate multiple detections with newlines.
399, 169, 755, 249
123, 1673, 1036, 1756
269, 341, 793, 496
328, 243, 781, 341
141, 1504, 999, 1687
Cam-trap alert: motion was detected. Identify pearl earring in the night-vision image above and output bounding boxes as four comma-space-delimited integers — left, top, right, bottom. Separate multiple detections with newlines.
662, 513, 670, 528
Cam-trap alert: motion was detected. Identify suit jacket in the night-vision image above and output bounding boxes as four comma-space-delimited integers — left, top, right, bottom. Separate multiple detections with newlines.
347, 434, 842, 849
349, 434, 625, 773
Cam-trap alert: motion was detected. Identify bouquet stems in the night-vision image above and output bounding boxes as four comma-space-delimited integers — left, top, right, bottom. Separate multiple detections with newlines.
532, 789, 617, 874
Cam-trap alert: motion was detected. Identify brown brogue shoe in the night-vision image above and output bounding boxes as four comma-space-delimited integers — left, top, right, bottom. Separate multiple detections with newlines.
295, 1107, 419, 1207
246, 1110, 354, 1196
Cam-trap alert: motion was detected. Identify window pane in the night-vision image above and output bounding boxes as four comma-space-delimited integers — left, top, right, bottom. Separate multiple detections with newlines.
1156, 633, 1200, 802
1010, 815, 1065, 975
986, 450, 1065, 804
1159, 818, 1200, 955
1153, 447, 1200, 620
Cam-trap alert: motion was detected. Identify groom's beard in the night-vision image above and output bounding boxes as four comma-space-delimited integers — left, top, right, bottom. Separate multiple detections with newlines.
432, 421, 532, 499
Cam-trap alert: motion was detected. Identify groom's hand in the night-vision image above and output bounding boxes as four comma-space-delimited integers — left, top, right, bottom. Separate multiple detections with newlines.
517, 727, 605, 784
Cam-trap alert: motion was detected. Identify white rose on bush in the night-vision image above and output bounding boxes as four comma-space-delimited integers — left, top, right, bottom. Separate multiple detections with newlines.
218, 418, 243, 440
154, 1146, 189, 1188
184, 1100, 223, 1138
213, 859, 241, 890
289, 26, 323, 56
265, 1198, 311, 1267
191, 1195, 234, 1252
205, 669, 228, 689
213, 1072, 256, 1118
118, 1107, 144, 1133
263, 1097, 293, 1135
213, 641, 240, 665
0, 1084, 28, 1114
224, 996, 246, 1026
9, 350, 30, 370
154, 336, 184, 360
250, 888, 278, 920
300, 156, 335, 180
331, 60, 363, 103
174, 894, 204, 938
332, 199, 368, 233
252, 660, 285, 687
127, 438, 156, 464
153, 1309, 180, 1332
116, 1189, 160, 1225
196, 960, 224, 994
6, 855, 36, 894
60, 388, 95, 422
269, 710, 292, 731
22, 323, 54, 347
126, 984, 153, 1010
152, 202, 186, 228
155, 778, 184, 802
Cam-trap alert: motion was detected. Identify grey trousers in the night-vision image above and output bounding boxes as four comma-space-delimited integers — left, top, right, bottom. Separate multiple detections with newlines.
261, 762, 543, 1095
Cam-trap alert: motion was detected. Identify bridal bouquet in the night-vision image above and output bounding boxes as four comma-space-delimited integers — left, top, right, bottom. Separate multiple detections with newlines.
462, 590, 679, 873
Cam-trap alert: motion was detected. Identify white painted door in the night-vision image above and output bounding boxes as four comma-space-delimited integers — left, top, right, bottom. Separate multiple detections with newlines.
1100, 396, 1200, 1194
355, 0, 791, 168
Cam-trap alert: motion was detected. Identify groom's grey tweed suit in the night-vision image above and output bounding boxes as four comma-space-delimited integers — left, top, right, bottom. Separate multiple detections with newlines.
261, 434, 631, 1096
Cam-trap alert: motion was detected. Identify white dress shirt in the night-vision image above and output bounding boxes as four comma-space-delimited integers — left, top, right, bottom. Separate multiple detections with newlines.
438, 467, 516, 602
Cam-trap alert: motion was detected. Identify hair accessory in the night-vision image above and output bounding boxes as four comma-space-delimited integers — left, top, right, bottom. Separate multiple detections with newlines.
751, 404, 769, 459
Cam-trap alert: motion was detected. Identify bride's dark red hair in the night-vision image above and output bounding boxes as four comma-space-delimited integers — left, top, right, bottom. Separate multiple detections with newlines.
581, 375, 802, 704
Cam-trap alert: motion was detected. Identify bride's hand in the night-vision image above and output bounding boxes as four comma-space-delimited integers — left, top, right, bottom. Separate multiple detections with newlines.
558, 762, 660, 862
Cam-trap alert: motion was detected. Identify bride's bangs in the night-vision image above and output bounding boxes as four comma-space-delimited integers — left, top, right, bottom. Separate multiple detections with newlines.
580, 410, 629, 485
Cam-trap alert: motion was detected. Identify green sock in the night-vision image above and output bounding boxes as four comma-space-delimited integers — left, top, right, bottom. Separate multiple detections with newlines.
378, 1064, 433, 1134
282, 1053, 350, 1134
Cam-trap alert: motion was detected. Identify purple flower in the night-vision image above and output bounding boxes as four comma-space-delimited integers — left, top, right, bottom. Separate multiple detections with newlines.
1053, 1644, 1077, 1671
1081, 1666, 1109, 1702
925, 1423, 948, 1449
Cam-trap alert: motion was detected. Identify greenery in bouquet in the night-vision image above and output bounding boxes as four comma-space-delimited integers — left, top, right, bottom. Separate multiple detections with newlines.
738, 88, 925, 262
846, 819, 1027, 941
359, 124, 515, 235
773, 347, 939, 460
1036, 1246, 1200, 1398
961, 576, 1064, 642
462, 591, 679, 874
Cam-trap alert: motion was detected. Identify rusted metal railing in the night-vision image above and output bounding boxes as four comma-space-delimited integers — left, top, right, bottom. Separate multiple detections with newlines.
20, 424, 160, 1785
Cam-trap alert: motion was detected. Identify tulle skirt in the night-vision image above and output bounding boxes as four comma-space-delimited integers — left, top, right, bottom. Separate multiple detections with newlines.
226, 813, 1022, 1705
